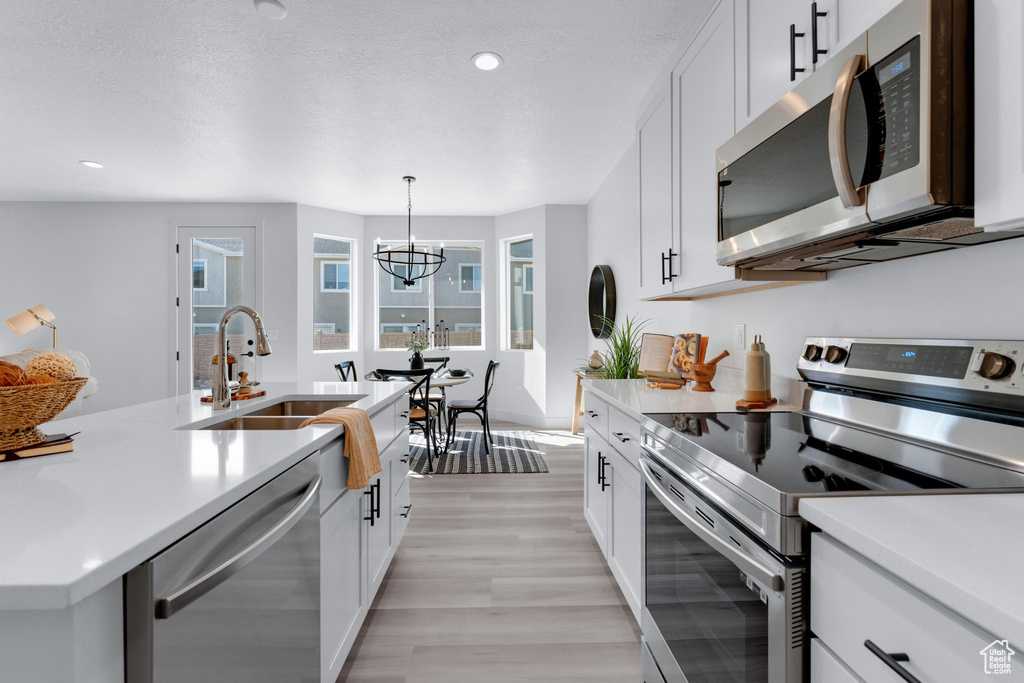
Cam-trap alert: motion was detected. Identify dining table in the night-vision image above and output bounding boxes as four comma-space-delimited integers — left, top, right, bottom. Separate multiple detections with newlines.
364, 369, 474, 445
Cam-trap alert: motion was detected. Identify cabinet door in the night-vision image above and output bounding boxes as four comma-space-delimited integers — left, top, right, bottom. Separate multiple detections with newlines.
321, 490, 366, 683
811, 0, 899, 65
735, 0, 809, 128
637, 77, 676, 299
365, 465, 392, 599
606, 451, 642, 621
675, 0, 740, 291
976, 0, 1024, 231
583, 434, 610, 556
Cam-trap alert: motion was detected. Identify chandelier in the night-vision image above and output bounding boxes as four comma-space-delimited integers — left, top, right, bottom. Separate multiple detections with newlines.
373, 176, 446, 286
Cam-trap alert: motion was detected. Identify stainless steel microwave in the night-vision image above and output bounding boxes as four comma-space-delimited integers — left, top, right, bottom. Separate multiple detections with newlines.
715, 0, 1007, 272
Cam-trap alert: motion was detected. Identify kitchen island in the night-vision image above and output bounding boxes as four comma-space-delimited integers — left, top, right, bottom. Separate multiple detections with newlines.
0, 381, 410, 683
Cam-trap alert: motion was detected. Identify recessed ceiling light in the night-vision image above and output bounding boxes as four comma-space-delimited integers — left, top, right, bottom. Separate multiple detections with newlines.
254, 0, 287, 20
472, 52, 503, 71
79, 160, 104, 169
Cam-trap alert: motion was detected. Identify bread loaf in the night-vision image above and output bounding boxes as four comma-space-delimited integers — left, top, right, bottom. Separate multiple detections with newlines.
24, 354, 77, 382
23, 374, 59, 385
0, 361, 26, 387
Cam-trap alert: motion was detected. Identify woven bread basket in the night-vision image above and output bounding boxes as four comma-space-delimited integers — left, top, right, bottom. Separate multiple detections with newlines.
0, 378, 87, 451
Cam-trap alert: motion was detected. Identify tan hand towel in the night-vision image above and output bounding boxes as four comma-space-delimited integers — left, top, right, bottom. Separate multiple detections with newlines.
299, 407, 382, 490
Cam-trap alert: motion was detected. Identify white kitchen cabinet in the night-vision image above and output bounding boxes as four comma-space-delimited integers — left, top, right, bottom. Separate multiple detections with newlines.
672, 0, 743, 294
976, 0, 1024, 232
637, 77, 677, 299
816, 0, 900, 65
321, 487, 367, 683
365, 466, 393, 597
605, 447, 642, 622
584, 431, 611, 556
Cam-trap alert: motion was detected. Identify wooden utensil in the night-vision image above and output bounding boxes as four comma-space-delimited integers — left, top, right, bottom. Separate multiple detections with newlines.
689, 363, 718, 392
705, 350, 730, 366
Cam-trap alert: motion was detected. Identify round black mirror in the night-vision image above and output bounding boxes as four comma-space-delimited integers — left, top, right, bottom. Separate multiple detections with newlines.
588, 265, 616, 339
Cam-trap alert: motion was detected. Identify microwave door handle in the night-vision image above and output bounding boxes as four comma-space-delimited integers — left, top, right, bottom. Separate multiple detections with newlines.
828, 52, 867, 209
155, 476, 322, 619
639, 458, 784, 592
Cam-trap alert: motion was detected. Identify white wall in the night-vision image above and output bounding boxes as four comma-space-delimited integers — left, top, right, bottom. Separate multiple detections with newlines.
587, 144, 1024, 378
296, 203, 364, 382
0, 202, 298, 413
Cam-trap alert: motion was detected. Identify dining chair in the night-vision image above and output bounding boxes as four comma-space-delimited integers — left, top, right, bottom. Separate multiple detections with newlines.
445, 360, 499, 454
421, 356, 451, 440
376, 368, 439, 473
334, 360, 357, 382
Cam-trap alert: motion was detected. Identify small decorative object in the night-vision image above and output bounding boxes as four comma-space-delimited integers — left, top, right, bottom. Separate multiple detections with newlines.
596, 314, 650, 379
211, 353, 237, 382
588, 265, 616, 339
23, 374, 59, 385
5, 304, 58, 348
406, 337, 428, 370
0, 361, 26, 387
24, 353, 77, 382
690, 350, 729, 392
372, 176, 446, 286
588, 350, 604, 369
669, 333, 701, 375
0, 377, 88, 451
448, 368, 467, 377
738, 334, 778, 409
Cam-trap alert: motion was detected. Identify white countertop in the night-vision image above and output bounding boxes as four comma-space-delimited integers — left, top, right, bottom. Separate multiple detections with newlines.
801, 494, 1024, 650
582, 372, 801, 416
0, 381, 406, 610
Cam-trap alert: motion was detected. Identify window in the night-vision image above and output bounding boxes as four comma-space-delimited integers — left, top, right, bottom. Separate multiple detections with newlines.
459, 264, 482, 292
193, 323, 218, 335
192, 259, 207, 291
390, 264, 423, 292
321, 261, 350, 292
506, 237, 534, 350
377, 241, 483, 349
313, 236, 354, 352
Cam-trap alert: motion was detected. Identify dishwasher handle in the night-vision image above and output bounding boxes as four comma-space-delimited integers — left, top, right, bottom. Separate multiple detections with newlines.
156, 476, 322, 619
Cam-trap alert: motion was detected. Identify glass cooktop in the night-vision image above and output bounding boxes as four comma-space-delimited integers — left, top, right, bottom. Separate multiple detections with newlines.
643, 412, 1024, 508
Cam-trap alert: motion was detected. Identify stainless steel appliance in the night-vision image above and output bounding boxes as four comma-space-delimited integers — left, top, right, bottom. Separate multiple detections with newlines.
125, 456, 321, 683
640, 337, 1024, 682
715, 0, 1021, 273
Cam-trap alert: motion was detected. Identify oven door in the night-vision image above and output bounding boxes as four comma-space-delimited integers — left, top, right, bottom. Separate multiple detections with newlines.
640, 454, 805, 683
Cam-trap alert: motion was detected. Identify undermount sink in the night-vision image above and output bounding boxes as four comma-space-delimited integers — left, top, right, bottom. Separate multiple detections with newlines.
246, 400, 356, 417
201, 416, 312, 431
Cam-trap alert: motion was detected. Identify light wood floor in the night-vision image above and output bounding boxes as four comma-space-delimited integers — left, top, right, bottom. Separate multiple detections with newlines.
338, 421, 642, 682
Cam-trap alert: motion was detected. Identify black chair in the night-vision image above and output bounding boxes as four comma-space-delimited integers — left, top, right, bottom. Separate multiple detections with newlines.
446, 360, 499, 454
421, 356, 451, 440
335, 360, 357, 381
376, 368, 439, 473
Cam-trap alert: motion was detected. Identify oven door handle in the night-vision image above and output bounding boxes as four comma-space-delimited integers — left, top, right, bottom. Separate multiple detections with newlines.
640, 458, 784, 592
828, 52, 867, 209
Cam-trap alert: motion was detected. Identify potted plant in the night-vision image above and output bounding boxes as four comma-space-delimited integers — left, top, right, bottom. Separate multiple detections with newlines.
596, 314, 649, 379
406, 337, 429, 370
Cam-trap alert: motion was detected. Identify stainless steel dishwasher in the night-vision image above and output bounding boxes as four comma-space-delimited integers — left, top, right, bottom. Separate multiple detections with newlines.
125, 456, 321, 683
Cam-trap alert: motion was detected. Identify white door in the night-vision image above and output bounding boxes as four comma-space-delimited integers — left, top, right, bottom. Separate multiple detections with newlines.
176, 226, 259, 394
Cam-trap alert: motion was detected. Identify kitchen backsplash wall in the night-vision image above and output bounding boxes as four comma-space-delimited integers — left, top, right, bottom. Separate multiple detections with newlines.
588, 142, 1024, 377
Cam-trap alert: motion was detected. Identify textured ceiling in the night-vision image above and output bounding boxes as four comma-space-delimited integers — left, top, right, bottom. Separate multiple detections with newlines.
1, 1, 705, 215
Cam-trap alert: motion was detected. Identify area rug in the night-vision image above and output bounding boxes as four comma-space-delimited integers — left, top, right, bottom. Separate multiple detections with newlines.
409, 430, 549, 474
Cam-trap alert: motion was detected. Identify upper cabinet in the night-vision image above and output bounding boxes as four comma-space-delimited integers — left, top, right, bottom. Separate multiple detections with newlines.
975, 0, 1024, 232
637, 77, 677, 299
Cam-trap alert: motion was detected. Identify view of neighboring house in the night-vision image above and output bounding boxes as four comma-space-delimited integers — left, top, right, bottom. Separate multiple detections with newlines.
508, 238, 533, 349
192, 238, 245, 334
313, 236, 352, 350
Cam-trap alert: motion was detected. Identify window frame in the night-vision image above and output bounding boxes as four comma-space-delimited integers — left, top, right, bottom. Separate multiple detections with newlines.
320, 260, 351, 293
313, 322, 336, 334
389, 264, 424, 293
192, 259, 208, 291
380, 323, 422, 334
501, 235, 535, 351
192, 322, 218, 335
522, 264, 534, 294
374, 239, 485, 351
312, 234, 357, 354
458, 264, 483, 293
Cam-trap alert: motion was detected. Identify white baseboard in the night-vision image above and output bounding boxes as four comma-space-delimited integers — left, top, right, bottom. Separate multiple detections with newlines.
488, 409, 573, 430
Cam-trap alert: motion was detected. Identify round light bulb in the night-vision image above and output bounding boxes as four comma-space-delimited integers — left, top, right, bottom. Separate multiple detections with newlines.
472, 52, 503, 71
254, 0, 287, 20
79, 160, 104, 169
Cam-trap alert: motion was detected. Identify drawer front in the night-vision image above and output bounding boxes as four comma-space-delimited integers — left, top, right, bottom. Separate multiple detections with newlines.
607, 406, 641, 469
811, 533, 1002, 683
393, 395, 410, 441
370, 402, 396, 454
318, 439, 347, 514
391, 437, 411, 497
582, 392, 609, 441
394, 473, 412, 542
811, 638, 863, 683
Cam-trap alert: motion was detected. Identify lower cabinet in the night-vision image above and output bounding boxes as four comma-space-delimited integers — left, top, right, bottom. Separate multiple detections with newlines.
584, 431, 611, 556
320, 411, 411, 683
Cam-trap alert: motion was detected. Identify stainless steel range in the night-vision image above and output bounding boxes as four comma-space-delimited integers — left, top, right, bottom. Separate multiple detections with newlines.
639, 337, 1024, 683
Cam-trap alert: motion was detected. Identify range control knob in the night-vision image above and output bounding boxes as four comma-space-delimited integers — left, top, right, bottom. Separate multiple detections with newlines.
802, 344, 823, 362
823, 345, 848, 364
975, 352, 1015, 380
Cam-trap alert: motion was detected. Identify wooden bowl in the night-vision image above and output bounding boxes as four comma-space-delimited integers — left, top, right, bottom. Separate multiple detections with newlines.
0, 378, 87, 451
689, 363, 718, 392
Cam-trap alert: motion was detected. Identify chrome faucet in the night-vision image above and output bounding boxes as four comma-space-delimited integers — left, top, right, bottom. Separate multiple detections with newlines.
213, 305, 272, 410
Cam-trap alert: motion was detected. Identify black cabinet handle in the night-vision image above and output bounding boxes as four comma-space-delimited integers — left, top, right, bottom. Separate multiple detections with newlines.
864, 640, 920, 683
364, 488, 375, 526
375, 480, 382, 520
661, 249, 677, 284
599, 454, 610, 491
400, 504, 412, 518
399, 411, 409, 418
811, 2, 827, 64
790, 24, 806, 81
612, 432, 630, 443
400, 457, 408, 464
586, 410, 598, 418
